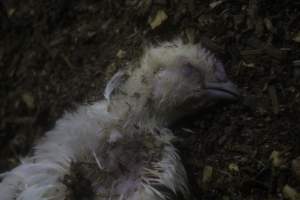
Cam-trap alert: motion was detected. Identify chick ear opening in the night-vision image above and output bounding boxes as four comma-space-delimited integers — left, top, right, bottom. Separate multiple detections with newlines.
104, 70, 128, 102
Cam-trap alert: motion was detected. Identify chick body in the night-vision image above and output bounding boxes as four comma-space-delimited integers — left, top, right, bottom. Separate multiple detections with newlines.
0, 40, 238, 200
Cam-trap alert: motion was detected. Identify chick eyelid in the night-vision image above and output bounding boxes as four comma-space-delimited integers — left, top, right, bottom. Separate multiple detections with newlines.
182, 63, 200, 77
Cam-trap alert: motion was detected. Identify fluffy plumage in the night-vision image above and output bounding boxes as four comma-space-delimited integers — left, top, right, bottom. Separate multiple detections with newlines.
0, 40, 238, 200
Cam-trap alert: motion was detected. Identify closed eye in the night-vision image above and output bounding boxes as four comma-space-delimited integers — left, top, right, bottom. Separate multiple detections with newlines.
181, 63, 204, 85
182, 63, 198, 77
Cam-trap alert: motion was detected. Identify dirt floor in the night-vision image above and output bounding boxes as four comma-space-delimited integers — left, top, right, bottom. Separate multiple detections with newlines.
1, 0, 300, 199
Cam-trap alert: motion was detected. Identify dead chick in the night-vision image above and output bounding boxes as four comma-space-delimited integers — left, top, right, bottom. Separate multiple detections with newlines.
0, 40, 239, 200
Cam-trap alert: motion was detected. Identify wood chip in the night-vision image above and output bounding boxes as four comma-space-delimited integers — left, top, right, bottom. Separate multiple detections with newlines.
148, 10, 168, 29
293, 32, 300, 43
116, 49, 126, 59
209, 0, 224, 9
202, 165, 213, 183
282, 185, 300, 200
270, 150, 282, 167
228, 163, 239, 172
244, 36, 287, 60
292, 157, 300, 181
22, 93, 35, 109
268, 85, 279, 114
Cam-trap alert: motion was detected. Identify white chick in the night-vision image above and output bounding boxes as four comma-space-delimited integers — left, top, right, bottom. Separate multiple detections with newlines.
0, 40, 238, 200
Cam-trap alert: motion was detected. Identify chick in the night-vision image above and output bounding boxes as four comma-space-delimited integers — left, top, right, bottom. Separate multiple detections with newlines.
0, 40, 238, 200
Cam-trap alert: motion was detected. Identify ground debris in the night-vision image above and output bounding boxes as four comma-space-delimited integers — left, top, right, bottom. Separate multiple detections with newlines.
1, 0, 300, 199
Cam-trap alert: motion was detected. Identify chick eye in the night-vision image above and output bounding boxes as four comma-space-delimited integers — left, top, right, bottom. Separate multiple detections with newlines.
182, 63, 197, 77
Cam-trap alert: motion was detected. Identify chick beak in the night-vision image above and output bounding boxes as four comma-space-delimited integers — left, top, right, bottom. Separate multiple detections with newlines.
204, 81, 240, 101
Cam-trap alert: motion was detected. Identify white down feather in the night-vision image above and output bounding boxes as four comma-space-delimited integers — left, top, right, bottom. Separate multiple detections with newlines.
0, 40, 235, 200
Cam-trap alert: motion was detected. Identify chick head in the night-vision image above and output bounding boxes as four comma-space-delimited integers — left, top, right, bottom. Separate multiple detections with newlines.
105, 40, 239, 125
